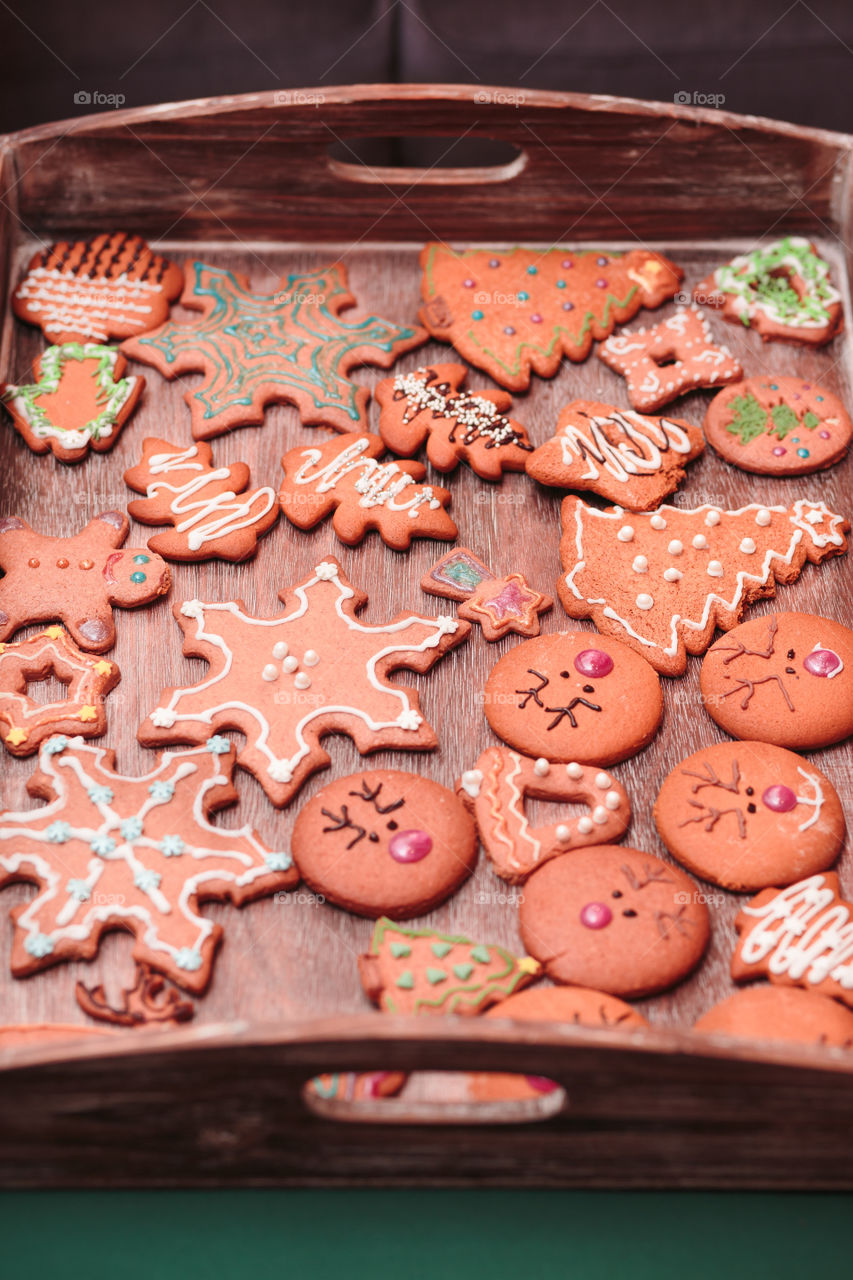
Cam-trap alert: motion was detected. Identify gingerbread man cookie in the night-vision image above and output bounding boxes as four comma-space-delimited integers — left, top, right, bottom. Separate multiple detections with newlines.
457, 749, 631, 883
139, 558, 469, 807
0, 735, 297, 992
375, 363, 533, 480
1, 343, 144, 464
654, 741, 844, 892
526, 401, 704, 510
279, 433, 457, 550
0, 627, 119, 756
419, 244, 683, 389
13, 233, 183, 345
422, 547, 552, 641
0, 511, 171, 652
695, 237, 843, 346
124, 438, 278, 562
703, 376, 852, 475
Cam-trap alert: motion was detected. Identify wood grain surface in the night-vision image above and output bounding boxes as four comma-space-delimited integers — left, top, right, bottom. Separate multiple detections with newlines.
0, 86, 851, 1186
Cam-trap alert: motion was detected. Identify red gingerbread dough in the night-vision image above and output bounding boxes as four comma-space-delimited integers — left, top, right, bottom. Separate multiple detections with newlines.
0, 511, 171, 652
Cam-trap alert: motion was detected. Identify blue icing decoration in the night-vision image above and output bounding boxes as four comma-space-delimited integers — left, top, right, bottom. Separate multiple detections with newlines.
25, 933, 54, 958
205, 735, 230, 754
148, 780, 175, 801
88, 785, 114, 805
45, 821, 72, 843
90, 834, 116, 855
160, 835, 185, 857
175, 947, 202, 971
120, 817, 144, 841
134, 868, 162, 893
66, 879, 91, 901
44, 736, 68, 755
265, 852, 293, 871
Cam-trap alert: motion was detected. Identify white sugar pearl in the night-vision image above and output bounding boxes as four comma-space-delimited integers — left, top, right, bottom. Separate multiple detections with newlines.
632, 555, 648, 573
272, 641, 289, 660
740, 538, 756, 554
605, 790, 622, 810
303, 650, 320, 667
566, 761, 584, 780
650, 514, 667, 530
705, 510, 721, 526
282, 655, 299, 673
692, 534, 708, 550
534, 758, 550, 777
294, 673, 311, 690
664, 567, 682, 582
592, 805, 609, 825
261, 664, 278, 682
667, 539, 683, 556
707, 560, 724, 577
577, 816, 594, 835
636, 593, 654, 610
755, 508, 772, 526
555, 824, 571, 843
595, 772, 610, 790
617, 525, 634, 542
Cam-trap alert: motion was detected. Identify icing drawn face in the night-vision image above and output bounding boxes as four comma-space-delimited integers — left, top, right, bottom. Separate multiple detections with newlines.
518, 846, 709, 997
292, 770, 477, 917
484, 632, 661, 765
654, 741, 845, 892
700, 612, 853, 749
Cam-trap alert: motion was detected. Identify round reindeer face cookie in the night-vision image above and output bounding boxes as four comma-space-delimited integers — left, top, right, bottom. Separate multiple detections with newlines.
654, 741, 845, 891
292, 770, 477, 918
483, 632, 662, 765
518, 846, 709, 997
693, 986, 853, 1049
700, 612, 853, 749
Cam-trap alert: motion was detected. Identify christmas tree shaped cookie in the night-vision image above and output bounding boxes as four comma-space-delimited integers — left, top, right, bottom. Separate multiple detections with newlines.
419, 243, 682, 390
558, 497, 849, 675
359, 917, 541, 1015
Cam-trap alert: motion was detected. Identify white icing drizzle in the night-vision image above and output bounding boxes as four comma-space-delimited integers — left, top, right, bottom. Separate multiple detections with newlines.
557, 409, 693, 483
292, 437, 440, 519
143, 446, 276, 551
16, 268, 168, 343
739, 874, 853, 986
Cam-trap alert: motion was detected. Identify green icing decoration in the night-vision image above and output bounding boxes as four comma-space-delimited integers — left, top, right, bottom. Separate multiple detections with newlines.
390, 942, 411, 959
769, 403, 799, 440
452, 963, 474, 981
714, 237, 839, 329
431, 941, 453, 958
725, 393, 767, 445
446, 561, 485, 590
470, 946, 491, 964
425, 967, 448, 985
1, 342, 136, 444
395, 970, 414, 990
803, 410, 820, 430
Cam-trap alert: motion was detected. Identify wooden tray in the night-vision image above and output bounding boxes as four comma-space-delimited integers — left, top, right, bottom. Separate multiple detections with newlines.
0, 85, 851, 1189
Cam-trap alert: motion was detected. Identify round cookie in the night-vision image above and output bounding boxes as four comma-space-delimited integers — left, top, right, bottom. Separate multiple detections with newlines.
654, 741, 845, 892
693, 987, 853, 1050
704, 376, 851, 475
700, 612, 853, 749
469, 985, 648, 1103
518, 846, 709, 997
292, 770, 478, 918
483, 632, 662, 765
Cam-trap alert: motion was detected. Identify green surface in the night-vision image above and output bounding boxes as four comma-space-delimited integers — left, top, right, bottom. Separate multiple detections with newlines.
0, 1190, 848, 1278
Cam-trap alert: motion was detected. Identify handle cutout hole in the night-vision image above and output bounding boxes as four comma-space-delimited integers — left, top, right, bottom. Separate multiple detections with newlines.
326, 136, 526, 186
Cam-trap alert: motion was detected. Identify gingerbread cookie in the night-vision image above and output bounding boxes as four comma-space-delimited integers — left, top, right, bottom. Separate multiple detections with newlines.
375, 363, 533, 479
422, 548, 552, 641
518, 846, 710, 997
0, 511, 171, 652
525, 401, 704, 510
0, 627, 119, 756
293, 770, 477, 918
139, 558, 469, 807
732, 873, 853, 1009
279, 433, 457, 550
483, 632, 662, 766
123, 261, 425, 439
654, 741, 844, 892
695, 237, 843, 346
700, 612, 853, 749
558, 497, 849, 677
124, 438, 278, 562
457, 749, 631, 883
76, 963, 195, 1028
1, 343, 143, 464
419, 244, 682, 389
693, 987, 853, 1050
306, 1072, 407, 1104
597, 306, 742, 411
468, 986, 648, 1103
13, 233, 183, 345
359, 917, 540, 1014
0, 736, 297, 992
703, 376, 852, 475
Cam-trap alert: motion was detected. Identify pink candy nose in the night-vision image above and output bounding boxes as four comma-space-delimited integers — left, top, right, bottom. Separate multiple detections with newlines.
803, 647, 842, 678
762, 784, 797, 813
579, 901, 612, 929
574, 648, 614, 678
388, 829, 433, 863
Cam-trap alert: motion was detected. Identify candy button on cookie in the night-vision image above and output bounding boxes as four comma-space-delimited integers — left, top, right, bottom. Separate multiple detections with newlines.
518, 846, 709, 998
483, 632, 662, 765
693, 986, 853, 1049
292, 771, 477, 918
700, 612, 853, 749
654, 740, 845, 892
